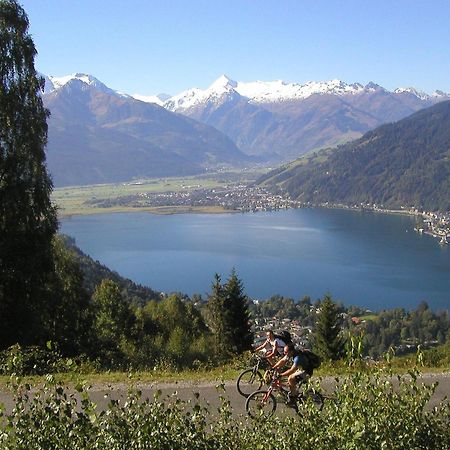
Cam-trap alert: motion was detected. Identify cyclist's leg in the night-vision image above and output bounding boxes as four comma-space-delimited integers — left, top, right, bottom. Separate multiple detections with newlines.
288, 370, 310, 396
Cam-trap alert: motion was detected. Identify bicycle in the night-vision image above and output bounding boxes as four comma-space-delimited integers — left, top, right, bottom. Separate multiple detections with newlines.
245, 370, 324, 419
236, 353, 272, 397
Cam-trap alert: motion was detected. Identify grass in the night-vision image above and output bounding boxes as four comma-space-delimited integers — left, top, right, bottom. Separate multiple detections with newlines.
1, 357, 448, 389
0, 367, 242, 389
52, 170, 267, 217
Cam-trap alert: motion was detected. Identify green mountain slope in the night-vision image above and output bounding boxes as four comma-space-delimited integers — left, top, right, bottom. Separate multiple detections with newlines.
62, 235, 160, 305
260, 100, 450, 212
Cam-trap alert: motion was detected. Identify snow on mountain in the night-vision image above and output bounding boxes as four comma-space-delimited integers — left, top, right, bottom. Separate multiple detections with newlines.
393, 87, 430, 100
432, 90, 450, 98
132, 94, 165, 106
132, 93, 172, 106
165, 75, 239, 111
163, 76, 392, 111
235, 78, 366, 103
43, 73, 125, 97
42, 72, 449, 109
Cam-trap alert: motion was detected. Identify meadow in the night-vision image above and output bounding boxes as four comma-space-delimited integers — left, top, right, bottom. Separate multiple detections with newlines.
52, 170, 266, 217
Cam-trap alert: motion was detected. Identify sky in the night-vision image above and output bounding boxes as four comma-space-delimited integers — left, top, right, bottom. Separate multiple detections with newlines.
19, 0, 450, 97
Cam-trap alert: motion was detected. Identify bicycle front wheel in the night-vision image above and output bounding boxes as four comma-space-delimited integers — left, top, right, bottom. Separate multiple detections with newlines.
236, 369, 264, 397
245, 390, 277, 419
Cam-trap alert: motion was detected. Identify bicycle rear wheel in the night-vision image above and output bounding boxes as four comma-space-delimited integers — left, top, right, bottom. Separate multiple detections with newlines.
236, 369, 264, 397
245, 390, 277, 419
303, 390, 324, 411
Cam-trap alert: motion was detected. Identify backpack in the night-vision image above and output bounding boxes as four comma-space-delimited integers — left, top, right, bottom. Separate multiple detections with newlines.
274, 330, 293, 345
301, 349, 322, 369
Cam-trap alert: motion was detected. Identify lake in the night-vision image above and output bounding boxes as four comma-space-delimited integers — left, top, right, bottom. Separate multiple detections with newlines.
60, 208, 450, 311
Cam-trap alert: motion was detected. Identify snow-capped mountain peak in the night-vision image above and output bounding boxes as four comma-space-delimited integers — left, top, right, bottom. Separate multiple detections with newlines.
209, 74, 238, 91
165, 75, 240, 111
394, 87, 430, 100
49, 73, 101, 89
432, 90, 450, 98
234, 78, 367, 103
43, 73, 125, 97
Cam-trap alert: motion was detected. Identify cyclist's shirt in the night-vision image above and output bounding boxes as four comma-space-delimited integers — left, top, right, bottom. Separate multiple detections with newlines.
292, 351, 313, 375
269, 337, 286, 355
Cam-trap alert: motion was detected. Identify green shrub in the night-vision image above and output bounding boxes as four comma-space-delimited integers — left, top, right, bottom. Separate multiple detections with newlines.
0, 365, 448, 449
0, 344, 63, 376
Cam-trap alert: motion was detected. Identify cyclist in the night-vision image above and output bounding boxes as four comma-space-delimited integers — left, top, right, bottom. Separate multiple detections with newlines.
272, 343, 314, 406
254, 329, 286, 365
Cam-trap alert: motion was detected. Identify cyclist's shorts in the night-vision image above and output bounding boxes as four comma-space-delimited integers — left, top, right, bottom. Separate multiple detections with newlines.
293, 369, 310, 383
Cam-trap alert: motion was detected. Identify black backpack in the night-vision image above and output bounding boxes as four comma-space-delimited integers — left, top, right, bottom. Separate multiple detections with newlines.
301, 349, 322, 369
274, 330, 293, 345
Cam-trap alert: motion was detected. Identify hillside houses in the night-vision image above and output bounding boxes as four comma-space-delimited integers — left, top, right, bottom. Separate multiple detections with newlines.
252, 316, 314, 347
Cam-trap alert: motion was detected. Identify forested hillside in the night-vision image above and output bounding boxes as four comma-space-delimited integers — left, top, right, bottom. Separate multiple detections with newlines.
260, 101, 450, 212
61, 236, 160, 305
251, 295, 450, 358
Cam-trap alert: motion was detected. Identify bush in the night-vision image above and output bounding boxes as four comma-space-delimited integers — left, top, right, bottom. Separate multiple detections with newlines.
0, 344, 63, 376
0, 364, 448, 449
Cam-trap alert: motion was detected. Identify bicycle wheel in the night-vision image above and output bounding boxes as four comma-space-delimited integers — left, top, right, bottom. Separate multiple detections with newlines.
245, 390, 277, 419
303, 390, 324, 411
236, 369, 264, 397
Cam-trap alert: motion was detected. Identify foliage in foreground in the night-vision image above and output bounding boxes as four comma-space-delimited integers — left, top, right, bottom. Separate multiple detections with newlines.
0, 365, 448, 449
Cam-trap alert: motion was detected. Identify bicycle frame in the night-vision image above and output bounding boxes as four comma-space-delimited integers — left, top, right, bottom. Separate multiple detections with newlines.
265, 374, 290, 400
236, 353, 272, 397
245, 372, 324, 419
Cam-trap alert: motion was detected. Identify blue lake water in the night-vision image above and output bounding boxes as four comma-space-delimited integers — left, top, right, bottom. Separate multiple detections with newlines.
60, 208, 450, 311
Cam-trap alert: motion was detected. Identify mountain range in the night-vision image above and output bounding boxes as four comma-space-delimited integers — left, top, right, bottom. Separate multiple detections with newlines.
258, 100, 450, 212
159, 75, 450, 161
42, 74, 248, 187
42, 73, 450, 187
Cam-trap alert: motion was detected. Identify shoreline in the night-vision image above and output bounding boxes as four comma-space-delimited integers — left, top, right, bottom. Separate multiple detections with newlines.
57, 198, 449, 245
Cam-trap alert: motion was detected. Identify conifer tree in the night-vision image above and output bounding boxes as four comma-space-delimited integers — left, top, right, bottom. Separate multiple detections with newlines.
0, 1, 58, 348
206, 274, 231, 358
224, 269, 253, 353
313, 294, 345, 361
206, 271, 253, 359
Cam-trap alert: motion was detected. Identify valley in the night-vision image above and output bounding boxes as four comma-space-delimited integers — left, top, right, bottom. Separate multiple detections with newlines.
52, 169, 291, 216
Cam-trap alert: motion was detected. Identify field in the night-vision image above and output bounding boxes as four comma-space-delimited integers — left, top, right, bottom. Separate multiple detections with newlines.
52, 170, 267, 217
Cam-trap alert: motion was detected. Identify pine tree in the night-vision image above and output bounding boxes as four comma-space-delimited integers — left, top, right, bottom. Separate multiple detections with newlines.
206, 274, 231, 358
224, 269, 253, 354
0, 1, 58, 348
206, 271, 253, 359
313, 294, 345, 361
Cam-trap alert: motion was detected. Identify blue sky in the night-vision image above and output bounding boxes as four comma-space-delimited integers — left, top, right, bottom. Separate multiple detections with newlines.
20, 0, 450, 96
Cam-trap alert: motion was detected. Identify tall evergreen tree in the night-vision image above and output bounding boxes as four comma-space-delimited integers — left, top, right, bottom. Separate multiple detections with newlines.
206, 274, 231, 358
313, 294, 345, 361
0, 1, 58, 348
224, 269, 253, 354
206, 271, 253, 359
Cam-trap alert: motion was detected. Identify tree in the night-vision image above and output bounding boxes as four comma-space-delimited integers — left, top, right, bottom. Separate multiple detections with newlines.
91, 279, 134, 363
45, 236, 91, 355
206, 271, 253, 359
0, 1, 58, 348
313, 294, 345, 361
223, 269, 253, 354
206, 274, 231, 358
